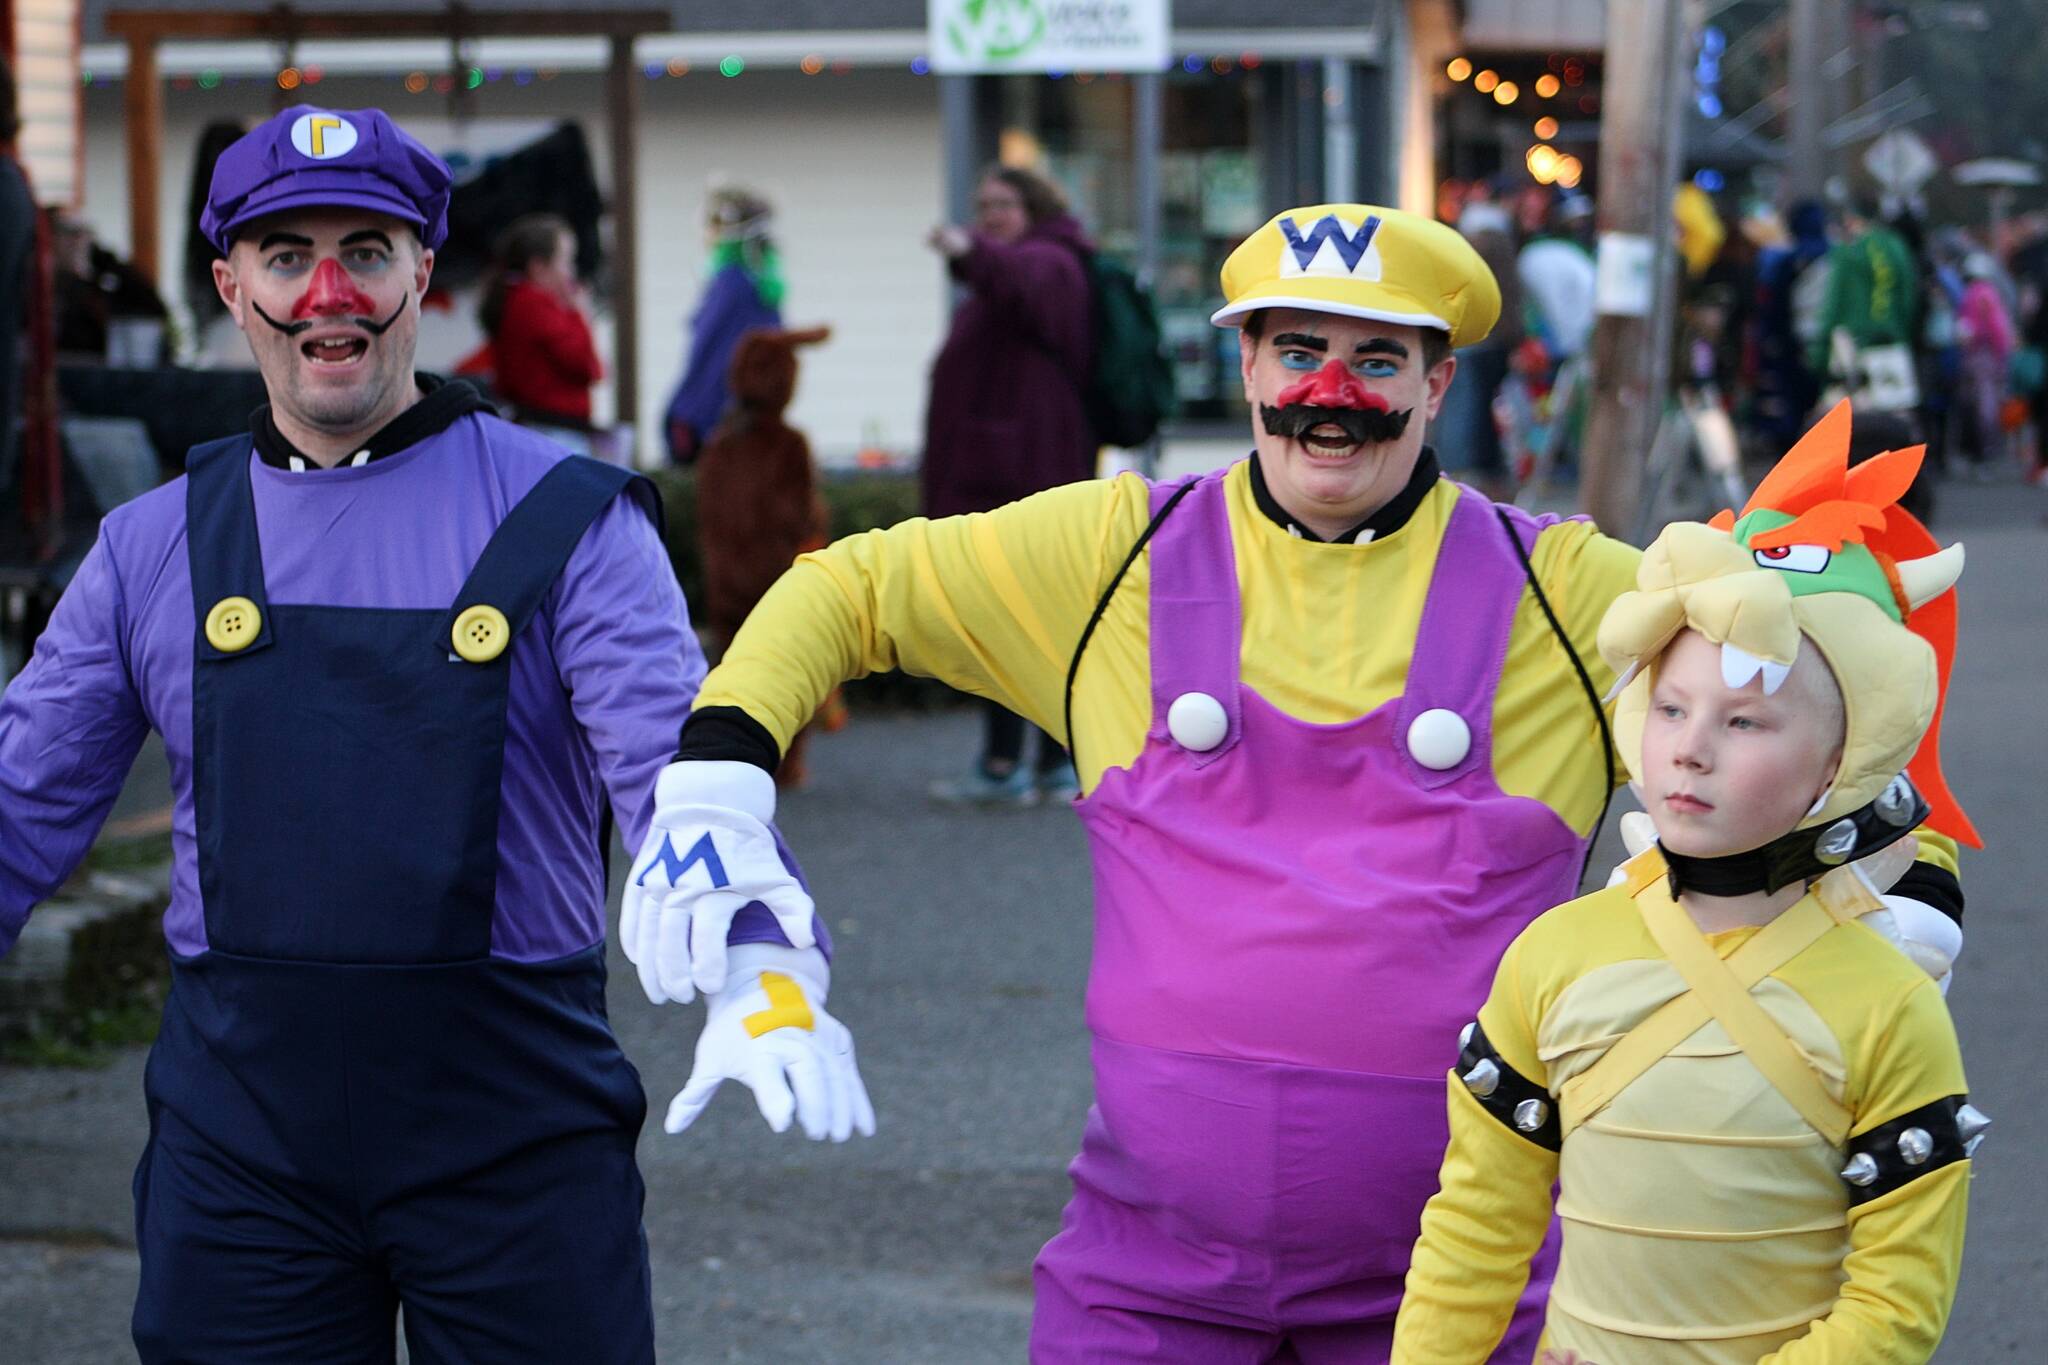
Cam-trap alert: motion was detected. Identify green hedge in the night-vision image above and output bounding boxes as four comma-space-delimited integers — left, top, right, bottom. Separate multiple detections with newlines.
648, 467, 960, 710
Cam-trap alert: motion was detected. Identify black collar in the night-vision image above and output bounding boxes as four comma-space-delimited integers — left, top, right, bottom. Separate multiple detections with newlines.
1663, 776, 1931, 899
251, 373, 492, 471
1248, 448, 1443, 543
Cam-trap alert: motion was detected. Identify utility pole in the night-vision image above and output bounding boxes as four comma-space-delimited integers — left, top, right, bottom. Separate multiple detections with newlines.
1579, 0, 1698, 538
1786, 0, 1824, 201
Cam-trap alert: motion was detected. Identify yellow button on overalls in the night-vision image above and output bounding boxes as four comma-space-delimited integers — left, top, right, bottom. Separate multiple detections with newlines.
451, 605, 510, 663
204, 596, 262, 653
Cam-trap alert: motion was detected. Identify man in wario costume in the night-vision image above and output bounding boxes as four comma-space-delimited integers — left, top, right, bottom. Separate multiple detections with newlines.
625, 206, 1968, 1359
0, 106, 854, 1362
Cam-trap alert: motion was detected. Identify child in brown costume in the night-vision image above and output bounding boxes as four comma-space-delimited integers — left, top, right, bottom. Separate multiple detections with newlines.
694, 325, 839, 787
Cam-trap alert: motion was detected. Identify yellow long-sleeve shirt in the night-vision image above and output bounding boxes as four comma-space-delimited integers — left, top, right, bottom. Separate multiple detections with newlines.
1393, 875, 1971, 1364
702, 462, 1640, 834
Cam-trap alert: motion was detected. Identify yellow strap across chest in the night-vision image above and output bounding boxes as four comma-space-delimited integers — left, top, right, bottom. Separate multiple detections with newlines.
1558, 849, 1881, 1147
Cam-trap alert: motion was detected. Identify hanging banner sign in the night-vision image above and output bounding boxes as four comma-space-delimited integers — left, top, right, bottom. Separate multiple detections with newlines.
929, 0, 1173, 74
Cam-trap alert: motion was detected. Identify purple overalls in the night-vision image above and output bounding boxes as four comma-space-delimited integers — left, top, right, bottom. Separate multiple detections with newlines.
1031, 469, 1587, 1362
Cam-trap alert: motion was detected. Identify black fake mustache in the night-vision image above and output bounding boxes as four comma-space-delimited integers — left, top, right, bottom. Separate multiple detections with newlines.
1259, 402, 1413, 444
251, 298, 407, 338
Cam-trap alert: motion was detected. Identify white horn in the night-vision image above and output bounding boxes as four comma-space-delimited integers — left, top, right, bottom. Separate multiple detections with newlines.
1896, 543, 1965, 612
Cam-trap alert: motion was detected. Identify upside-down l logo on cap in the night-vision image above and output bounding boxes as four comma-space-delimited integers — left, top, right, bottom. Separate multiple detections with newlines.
1278, 213, 1385, 282
289, 112, 359, 161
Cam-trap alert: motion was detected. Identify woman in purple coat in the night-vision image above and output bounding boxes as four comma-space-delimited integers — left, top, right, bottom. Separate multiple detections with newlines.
923, 165, 1097, 804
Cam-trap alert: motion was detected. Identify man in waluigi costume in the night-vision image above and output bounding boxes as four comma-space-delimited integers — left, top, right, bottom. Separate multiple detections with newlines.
1393, 400, 1986, 1363
619, 200, 1971, 1360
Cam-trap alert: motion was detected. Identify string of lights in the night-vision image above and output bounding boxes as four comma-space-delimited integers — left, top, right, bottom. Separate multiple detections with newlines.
79, 53, 1274, 91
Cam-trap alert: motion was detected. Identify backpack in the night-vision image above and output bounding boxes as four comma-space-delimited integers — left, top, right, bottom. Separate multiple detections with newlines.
1081, 253, 1176, 449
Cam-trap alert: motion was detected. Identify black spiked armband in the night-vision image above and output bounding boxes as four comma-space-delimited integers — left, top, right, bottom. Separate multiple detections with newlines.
1454, 1020, 1562, 1153
1838, 1094, 1987, 1205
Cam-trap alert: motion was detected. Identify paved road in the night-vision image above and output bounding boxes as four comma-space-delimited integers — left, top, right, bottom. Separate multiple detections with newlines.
3, 477, 2043, 1362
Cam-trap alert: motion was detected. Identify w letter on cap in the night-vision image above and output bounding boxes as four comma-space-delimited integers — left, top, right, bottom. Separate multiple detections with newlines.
1278, 214, 1383, 280
290, 113, 358, 161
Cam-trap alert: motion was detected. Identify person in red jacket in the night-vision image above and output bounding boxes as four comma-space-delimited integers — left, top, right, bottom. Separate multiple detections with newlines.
473, 213, 604, 433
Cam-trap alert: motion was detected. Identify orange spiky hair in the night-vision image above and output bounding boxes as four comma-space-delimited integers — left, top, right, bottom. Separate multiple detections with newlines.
1707, 399, 1980, 847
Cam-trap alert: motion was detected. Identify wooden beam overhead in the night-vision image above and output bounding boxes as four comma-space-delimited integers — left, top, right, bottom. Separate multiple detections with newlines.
104, 9, 671, 43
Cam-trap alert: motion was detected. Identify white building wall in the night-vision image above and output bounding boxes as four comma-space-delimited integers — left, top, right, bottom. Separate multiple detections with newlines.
78, 68, 948, 464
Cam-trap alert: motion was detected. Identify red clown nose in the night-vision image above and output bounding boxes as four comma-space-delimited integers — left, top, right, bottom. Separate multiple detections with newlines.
293, 257, 379, 319
1275, 358, 1391, 412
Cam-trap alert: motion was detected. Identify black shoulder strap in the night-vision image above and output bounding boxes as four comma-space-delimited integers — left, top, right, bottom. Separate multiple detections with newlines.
1062, 481, 1198, 778
445, 456, 655, 642
1494, 504, 1614, 884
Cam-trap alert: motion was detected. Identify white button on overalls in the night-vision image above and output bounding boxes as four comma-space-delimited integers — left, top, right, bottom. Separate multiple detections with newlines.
1167, 691, 1229, 752
1406, 708, 1471, 770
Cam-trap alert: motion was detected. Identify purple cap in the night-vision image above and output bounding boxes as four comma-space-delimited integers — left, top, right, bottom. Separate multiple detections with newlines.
201, 105, 452, 253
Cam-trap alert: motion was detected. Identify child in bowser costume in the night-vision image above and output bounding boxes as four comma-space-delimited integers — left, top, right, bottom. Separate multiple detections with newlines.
1393, 402, 1986, 1363
622, 208, 1969, 1362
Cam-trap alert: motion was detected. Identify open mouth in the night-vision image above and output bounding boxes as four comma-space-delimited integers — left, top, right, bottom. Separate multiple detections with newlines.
302, 336, 369, 366
1300, 424, 1361, 456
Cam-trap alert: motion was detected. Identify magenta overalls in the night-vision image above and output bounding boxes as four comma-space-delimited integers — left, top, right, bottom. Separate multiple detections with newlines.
1031, 469, 1587, 1362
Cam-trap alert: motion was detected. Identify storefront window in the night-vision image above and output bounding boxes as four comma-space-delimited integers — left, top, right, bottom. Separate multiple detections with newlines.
998, 68, 1269, 424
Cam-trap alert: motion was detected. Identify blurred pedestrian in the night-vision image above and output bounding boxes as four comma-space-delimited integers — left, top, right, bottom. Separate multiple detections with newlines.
1811, 196, 1920, 413
51, 213, 171, 362
1517, 194, 1597, 364
1752, 199, 1833, 440
664, 185, 782, 465
1432, 204, 1521, 496
470, 212, 604, 445
1954, 251, 2016, 477
922, 164, 1095, 805
0, 58, 36, 494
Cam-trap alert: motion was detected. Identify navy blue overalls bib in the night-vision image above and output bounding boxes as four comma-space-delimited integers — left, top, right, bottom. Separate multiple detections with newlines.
132, 436, 658, 1365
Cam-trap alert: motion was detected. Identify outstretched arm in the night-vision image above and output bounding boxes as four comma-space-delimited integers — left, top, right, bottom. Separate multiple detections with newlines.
0, 536, 151, 954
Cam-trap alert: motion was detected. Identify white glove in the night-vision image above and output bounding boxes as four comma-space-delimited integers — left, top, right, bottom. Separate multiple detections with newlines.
623, 760, 816, 1005
663, 943, 877, 1142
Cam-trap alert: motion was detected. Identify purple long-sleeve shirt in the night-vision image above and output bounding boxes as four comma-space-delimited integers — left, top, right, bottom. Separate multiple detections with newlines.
0, 413, 702, 962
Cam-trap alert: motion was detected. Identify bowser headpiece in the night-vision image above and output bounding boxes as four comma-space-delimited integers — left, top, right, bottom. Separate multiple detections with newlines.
1210, 204, 1502, 349
1598, 400, 1981, 881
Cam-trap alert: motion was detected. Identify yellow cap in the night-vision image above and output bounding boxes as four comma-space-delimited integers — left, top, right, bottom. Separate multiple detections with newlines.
1211, 203, 1502, 349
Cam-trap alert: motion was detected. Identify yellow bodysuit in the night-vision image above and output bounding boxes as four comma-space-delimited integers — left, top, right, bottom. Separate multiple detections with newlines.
1393, 849, 1972, 1364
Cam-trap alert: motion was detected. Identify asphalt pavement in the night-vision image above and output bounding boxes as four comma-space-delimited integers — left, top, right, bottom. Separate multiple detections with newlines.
2, 474, 2043, 1362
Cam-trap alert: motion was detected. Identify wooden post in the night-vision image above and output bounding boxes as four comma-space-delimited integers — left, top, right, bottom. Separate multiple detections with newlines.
606, 34, 639, 452
1785, 0, 1823, 204
124, 36, 162, 284
1578, 0, 1695, 538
